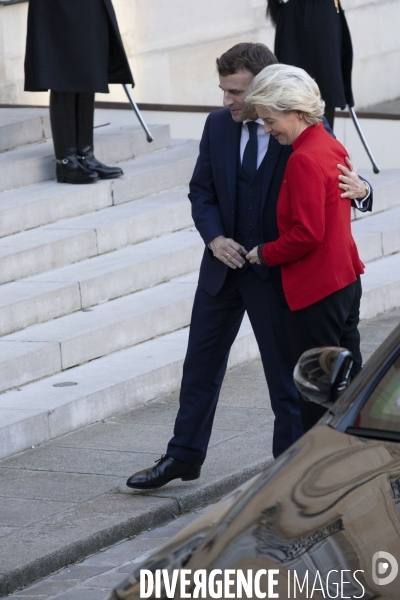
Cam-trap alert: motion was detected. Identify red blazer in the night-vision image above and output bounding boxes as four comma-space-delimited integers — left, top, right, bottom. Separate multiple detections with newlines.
261, 124, 364, 311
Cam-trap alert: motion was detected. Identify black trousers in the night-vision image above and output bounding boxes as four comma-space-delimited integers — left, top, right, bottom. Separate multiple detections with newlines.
287, 276, 362, 433
49, 91, 95, 159
167, 267, 303, 464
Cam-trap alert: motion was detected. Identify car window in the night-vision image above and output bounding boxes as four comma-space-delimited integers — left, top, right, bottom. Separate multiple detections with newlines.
353, 355, 400, 432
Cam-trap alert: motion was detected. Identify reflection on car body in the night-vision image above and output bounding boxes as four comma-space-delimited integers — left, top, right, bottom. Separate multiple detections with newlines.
109, 324, 400, 600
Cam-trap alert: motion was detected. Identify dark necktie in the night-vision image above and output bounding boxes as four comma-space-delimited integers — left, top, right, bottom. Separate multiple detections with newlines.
242, 120, 258, 182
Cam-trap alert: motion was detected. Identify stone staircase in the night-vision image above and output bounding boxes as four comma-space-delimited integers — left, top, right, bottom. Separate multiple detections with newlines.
0, 108, 399, 460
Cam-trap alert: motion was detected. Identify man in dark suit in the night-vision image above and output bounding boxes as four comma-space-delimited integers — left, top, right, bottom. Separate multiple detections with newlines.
126, 43, 372, 489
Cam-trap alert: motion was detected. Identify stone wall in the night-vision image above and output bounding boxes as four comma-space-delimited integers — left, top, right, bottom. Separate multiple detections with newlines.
0, 0, 399, 109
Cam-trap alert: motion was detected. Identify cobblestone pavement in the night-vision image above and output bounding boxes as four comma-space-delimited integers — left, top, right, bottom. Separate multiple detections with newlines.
7, 508, 209, 600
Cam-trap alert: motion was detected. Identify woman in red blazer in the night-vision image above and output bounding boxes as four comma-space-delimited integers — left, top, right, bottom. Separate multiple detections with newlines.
246, 64, 364, 432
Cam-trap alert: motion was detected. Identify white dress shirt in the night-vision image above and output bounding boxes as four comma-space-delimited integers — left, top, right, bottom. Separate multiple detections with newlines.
240, 119, 270, 169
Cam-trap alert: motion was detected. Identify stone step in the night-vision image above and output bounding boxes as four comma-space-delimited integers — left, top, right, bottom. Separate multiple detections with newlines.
111, 139, 197, 206
0, 228, 203, 337
0, 139, 197, 239
361, 252, 400, 319
0, 178, 114, 239
46, 185, 192, 254
0, 272, 198, 392
0, 164, 393, 290
0, 142, 197, 237
0, 146, 198, 286
0, 123, 170, 193
0, 161, 392, 239
0, 226, 99, 286
353, 204, 400, 263
0, 250, 398, 459
0, 316, 257, 460
356, 169, 400, 219
0, 182, 397, 336
2, 244, 398, 395
0, 108, 51, 153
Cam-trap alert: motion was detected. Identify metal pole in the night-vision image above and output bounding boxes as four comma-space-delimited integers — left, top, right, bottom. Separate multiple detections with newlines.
123, 85, 154, 143
348, 106, 380, 174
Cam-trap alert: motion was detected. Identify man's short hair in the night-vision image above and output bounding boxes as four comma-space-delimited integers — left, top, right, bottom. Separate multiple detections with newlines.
216, 43, 278, 77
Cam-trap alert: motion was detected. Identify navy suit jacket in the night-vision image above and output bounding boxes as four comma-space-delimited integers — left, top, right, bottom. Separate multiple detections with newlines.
189, 107, 372, 298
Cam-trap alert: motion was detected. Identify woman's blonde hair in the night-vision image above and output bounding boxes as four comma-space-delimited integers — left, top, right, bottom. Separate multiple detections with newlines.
246, 64, 325, 125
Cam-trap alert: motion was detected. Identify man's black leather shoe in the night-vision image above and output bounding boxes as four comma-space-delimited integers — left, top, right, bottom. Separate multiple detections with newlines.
126, 455, 201, 489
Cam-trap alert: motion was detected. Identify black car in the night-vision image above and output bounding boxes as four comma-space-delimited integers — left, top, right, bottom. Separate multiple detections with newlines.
110, 323, 400, 599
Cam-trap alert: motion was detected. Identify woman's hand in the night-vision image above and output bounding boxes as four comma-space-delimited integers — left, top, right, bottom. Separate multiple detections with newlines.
246, 246, 262, 265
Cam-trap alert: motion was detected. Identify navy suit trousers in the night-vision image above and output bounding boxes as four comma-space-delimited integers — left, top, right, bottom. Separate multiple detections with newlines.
167, 267, 303, 464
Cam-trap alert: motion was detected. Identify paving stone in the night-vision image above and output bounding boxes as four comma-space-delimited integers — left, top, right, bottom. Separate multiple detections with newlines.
124, 428, 274, 514
0, 470, 120, 503
0, 494, 178, 594
48, 565, 110, 582
47, 422, 239, 455
1, 448, 159, 478
48, 589, 109, 600
218, 368, 272, 409
13, 580, 77, 597
359, 308, 400, 360
0, 526, 23, 538
82, 551, 152, 568
80, 572, 128, 588
105, 538, 171, 558
0, 497, 76, 528
112, 402, 271, 433
6, 592, 48, 600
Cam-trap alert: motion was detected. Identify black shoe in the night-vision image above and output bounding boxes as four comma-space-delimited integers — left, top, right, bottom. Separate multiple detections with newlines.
56, 156, 99, 184
126, 455, 201, 489
75, 93, 123, 180
78, 153, 123, 179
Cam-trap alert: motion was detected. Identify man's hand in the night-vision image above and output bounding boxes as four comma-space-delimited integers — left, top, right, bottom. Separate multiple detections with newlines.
209, 236, 247, 269
246, 246, 261, 265
337, 157, 368, 199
